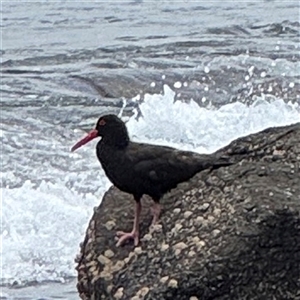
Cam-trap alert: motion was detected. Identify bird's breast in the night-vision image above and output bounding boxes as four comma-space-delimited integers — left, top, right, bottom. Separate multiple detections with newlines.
96, 145, 136, 193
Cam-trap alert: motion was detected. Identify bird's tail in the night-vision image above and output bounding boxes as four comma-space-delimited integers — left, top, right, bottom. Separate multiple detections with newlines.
195, 154, 233, 173
210, 155, 233, 170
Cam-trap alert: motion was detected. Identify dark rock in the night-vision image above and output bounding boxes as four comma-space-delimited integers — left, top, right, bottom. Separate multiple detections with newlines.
76, 122, 300, 300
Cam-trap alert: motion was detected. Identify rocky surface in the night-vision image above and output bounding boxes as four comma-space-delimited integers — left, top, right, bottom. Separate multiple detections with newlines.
76, 122, 300, 300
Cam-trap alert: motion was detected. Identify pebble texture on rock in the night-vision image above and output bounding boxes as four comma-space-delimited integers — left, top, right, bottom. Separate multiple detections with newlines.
76, 123, 300, 300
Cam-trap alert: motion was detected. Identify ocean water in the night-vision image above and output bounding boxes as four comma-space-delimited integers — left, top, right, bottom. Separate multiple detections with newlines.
1, 1, 299, 299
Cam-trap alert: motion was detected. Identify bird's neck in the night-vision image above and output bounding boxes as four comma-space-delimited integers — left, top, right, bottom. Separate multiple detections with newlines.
96, 134, 129, 170
100, 132, 129, 149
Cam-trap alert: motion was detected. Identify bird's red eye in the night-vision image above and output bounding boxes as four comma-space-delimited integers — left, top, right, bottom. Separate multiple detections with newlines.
99, 119, 106, 126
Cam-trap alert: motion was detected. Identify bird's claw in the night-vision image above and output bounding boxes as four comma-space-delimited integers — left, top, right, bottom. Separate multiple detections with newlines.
116, 230, 139, 247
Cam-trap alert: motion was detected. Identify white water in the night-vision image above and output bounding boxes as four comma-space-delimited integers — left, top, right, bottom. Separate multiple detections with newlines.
127, 85, 299, 152
1, 85, 299, 287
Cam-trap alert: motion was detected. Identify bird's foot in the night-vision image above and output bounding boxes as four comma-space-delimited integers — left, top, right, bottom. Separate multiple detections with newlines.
116, 230, 139, 247
150, 203, 161, 225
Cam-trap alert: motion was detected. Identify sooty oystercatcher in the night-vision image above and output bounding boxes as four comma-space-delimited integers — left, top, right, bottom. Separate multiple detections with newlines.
71, 114, 231, 246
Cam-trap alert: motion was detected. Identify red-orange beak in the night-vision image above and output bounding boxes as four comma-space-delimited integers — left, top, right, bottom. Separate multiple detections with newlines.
71, 129, 98, 152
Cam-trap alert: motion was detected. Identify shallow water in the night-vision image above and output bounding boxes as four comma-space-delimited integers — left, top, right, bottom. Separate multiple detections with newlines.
1, 1, 299, 298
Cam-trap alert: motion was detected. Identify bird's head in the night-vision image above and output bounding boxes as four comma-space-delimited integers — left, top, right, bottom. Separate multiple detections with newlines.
71, 114, 129, 152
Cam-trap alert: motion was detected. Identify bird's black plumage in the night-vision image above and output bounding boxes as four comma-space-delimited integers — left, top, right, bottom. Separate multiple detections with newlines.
72, 114, 231, 246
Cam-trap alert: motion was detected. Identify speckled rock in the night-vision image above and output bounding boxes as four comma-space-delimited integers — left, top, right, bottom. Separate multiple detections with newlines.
76, 123, 300, 300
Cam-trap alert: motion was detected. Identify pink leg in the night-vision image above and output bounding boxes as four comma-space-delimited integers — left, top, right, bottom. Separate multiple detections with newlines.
116, 201, 141, 247
151, 202, 161, 225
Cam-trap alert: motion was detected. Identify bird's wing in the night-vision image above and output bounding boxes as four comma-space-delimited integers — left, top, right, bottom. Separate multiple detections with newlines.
128, 142, 204, 183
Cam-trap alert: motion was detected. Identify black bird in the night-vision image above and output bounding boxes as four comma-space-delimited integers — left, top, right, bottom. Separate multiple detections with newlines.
71, 114, 231, 246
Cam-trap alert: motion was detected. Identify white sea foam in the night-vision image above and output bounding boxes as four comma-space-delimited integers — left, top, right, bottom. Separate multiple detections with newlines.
127, 85, 299, 153
1, 85, 299, 286
1, 182, 102, 285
